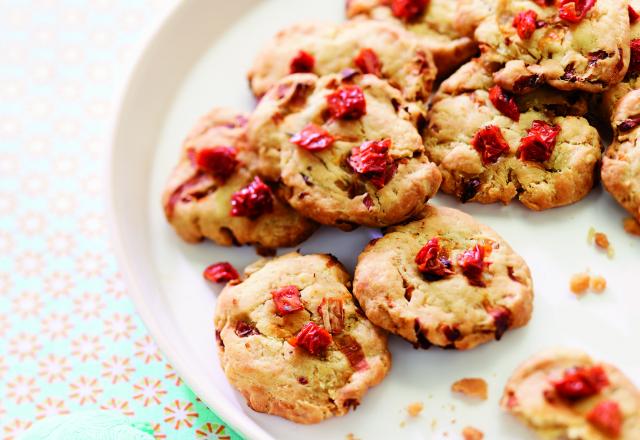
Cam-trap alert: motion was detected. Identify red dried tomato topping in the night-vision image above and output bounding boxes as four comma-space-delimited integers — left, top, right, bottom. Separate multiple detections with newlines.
326, 85, 367, 120
489, 85, 520, 121
458, 243, 491, 286
354, 48, 382, 76
513, 10, 539, 40
488, 306, 511, 340
558, 0, 596, 23
415, 238, 454, 281
230, 176, 274, 218
629, 39, 640, 75
318, 297, 344, 334
553, 365, 610, 400
471, 125, 511, 165
533, 0, 554, 6
235, 321, 259, 337
630, 5, 640, 24
290, 123, 335, 152
618, 116, 640, 132
586, 400, 623, 438
517, 120, 560, 163
193, 146, 238, 182
336, 335, 368, 370
347, 139, 395, 189
203, 262, 239, 283
391, 0, 428, 21
289, 50, 315, 74
288, 322, 333, 356
271, 286, 304, 316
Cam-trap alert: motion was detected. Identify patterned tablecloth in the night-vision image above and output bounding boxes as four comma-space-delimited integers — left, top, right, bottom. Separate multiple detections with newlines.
0, 1, 241, 438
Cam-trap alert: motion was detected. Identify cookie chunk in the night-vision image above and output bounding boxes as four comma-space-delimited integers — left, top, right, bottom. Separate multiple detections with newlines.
162, 108, 317, 249
345, 0, 479, 77
247, 73, 442, 229
353, 206, 533, 350
602, 89, 640, 222
424, 59, 601, 210
248, 20, 437, 103
214, 252, 391, 424
501, 348, 640, 439
475, 0, 630, 93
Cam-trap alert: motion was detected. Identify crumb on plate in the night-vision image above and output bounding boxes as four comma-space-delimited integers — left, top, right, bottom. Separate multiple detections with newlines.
406, 401, 423, 417
345, 434, 360, 440
588, 228, 614, 258
570, 272, 591, 295
624, 217, 640, 236
462, 426, 484, 440
590, 275, 607, 293
451, 378, 488, 400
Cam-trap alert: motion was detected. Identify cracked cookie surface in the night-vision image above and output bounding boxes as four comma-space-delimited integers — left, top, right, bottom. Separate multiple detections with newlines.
475, 0, 630, 93
248, 20, 437, 103
214, 252, 391, 424
162, 107, 317, 249
247, 73, 442, 229
502, 348, 640, 440
353, 206, 533, 350
424, 59, 601, 210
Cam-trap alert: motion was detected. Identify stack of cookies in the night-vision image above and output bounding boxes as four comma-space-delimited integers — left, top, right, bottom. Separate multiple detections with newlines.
162, 0, 640, 437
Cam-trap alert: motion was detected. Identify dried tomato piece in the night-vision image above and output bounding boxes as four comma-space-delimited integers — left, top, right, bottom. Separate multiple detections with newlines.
415, 238, 454, 281
458, 243, 491, 286
618, 116, 640, 132
347, 139, 395, 189
517, 120, 560, 163
533, 0, 554, 6
471, 125, 511, 165
489, 86, 520, 121
290, 123, 335, 151
203, 262, 240, 283
318, 297, 344, 334
513, 10, 539, 40
230, 176, 274, 218
629, 39, 640, 75
235, 321, 259, 337
630, 5, 640, 24
193, 146, 238, 182
326, 85, 367, 120
553, 365, 610, 400
271, 286, 304, 316
586, 400, 623, 438
488, 306, 511, 340
391, 0, 428, 21
289, 50, 315, 74
558, 0, 596, 23
288, 322, 333, 356
336, 335, 368, 370
354, 48, 382, 76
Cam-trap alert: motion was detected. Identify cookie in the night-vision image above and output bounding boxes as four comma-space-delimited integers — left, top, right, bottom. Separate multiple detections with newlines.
248, 20, 437, 104
247, 72, 442, 229
475, 0, 630, 93
353, 206, 533, 350
161, 107, 317, 249
601, 89, 640, 223
455, 0, 496, 37
424, 59, 602, 210
345, 0, 480, 77
214, 252, 391, 424
501, 348, 640, 439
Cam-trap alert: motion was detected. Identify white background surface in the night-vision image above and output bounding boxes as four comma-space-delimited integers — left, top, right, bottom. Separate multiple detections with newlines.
110, 0, 640, 438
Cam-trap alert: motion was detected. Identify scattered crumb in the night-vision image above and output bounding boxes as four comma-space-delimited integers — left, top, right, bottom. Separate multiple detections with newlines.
588, 228, 614, 258
570, 272, 591, 295
451, 378, 488, 400
462, 426, 485, 440
624, 217, 640, 236
399, 420, 406, 428
345, 434, 360, 440
406, 401, 423, 417
590, 275, 607, 293
431, 418, 438, 430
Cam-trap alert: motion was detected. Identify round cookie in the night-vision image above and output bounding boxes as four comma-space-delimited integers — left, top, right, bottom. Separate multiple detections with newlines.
353, 206, 533, 350
162, 107, 317, 249
424, 59, 602, 210
248, 20, 437, 103
345, 0, 480, 77
214, 252, 391, 424
474, 0, 630, 93
602, 89, 640, 223
247, 72, 442, 229
501, 348, 640, 439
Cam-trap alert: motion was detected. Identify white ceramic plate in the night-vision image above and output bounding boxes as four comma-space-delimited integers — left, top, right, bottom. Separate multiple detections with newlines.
108, 1, 640, 439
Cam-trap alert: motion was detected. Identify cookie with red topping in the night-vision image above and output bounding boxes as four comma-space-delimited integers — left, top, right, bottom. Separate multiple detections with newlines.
248, 20, 437, 103
345, 0, 486, 77
247, 73, 441, 229
424, 59, 601, 210
475, 0, 630, 93
161, 107, 317, 249
214, 252, 391, 424
353, 206, 533, 350
501, 348, 640, 439
602, 89, 640, 223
